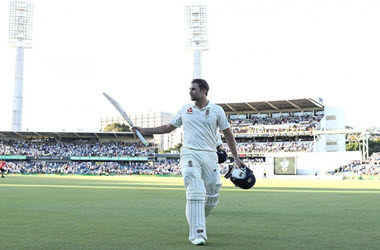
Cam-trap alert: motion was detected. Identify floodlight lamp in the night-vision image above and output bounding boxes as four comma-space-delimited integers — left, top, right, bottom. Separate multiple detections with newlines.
8, 0, 34, 48
185, 3, 208, 50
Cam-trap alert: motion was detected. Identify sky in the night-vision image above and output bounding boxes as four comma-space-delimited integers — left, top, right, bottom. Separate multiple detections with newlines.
0, 0, 379, 132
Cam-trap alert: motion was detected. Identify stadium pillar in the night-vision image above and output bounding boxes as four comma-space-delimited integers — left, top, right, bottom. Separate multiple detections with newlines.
193, 50, 202, 78
12, 47, 24, 131
185, 4, 208, 79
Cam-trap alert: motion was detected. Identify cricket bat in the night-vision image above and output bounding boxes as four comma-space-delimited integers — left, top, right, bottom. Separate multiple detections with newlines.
103, 92, 148, 146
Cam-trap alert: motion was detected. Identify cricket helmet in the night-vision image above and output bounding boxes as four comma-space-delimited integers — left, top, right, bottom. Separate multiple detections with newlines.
224, 164, 256, 190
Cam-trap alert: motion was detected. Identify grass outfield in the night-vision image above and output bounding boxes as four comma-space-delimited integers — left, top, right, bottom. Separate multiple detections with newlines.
1, 176, 380, 249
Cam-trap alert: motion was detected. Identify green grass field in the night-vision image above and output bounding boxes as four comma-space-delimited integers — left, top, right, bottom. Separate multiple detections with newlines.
1, 175, 380, 249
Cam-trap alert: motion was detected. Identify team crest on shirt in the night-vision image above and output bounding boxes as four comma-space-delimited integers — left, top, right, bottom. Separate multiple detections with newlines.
204, 109, 210, 119
187, 107, 193, 114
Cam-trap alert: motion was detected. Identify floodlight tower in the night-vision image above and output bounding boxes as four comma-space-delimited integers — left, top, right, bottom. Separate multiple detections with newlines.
185, 2, 208, 78
8, 0, 34, 131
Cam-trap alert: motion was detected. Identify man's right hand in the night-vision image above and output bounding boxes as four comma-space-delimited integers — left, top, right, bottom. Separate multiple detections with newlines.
132, 126, 143, 134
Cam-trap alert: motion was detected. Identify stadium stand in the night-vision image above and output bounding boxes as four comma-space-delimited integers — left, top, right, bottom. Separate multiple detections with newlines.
3, 160, 181, 176
229, 114, 323, 134
218, 99, 324, 154
0, 131, 167, 175
330, 152, 380, 177
223, 141, 314, 154
0, 140, 154, 157
0, 98, 369, 177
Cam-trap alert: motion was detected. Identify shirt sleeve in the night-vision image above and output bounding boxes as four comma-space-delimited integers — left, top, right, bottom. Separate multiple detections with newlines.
217, 106, 230, 131
170, 106, 184, 128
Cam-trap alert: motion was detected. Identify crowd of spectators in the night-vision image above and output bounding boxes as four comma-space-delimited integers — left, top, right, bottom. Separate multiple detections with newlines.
2, 159, 181, 176
230, 114, 324, 126
0, 140, 154, 157
2, 158, 270, 176
229, 114, 323, 134
331, 153, 380, 177
224, 114, 317, 153
231, 124, 319, 134
223, 141, 314, 153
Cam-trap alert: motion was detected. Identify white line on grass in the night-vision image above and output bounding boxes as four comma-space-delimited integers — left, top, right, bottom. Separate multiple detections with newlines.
2, 184, 380, 193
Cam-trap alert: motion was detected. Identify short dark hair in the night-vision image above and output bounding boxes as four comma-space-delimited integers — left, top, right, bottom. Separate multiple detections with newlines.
192, 79, 210, 96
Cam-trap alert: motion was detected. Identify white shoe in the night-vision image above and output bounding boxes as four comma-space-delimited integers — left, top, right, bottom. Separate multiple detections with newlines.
191, 236, 206, 245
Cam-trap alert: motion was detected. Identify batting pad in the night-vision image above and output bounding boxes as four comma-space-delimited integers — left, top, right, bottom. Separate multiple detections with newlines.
186, 178, 207, 241
205, 183, 222, 219
205, 193, 219, 219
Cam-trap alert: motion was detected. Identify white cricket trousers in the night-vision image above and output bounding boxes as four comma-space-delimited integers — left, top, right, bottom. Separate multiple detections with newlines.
180, 147, 222, 241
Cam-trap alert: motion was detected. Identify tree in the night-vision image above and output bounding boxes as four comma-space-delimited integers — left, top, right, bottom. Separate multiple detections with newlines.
346, 142, 359, 151
103, 122, 131, 132
346, 139, 380, 156
173, 143, 182, 151
369, 139, 380, 156
159, 143, 183, 154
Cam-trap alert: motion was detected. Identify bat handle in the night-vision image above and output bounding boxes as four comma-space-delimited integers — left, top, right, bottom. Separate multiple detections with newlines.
135, 130, 148, 146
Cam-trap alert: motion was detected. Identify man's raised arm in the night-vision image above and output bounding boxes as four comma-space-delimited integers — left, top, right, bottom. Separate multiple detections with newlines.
132, 124, 177, 135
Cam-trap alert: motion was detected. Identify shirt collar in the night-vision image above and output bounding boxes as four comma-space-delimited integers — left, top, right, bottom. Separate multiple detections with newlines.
192, 101, 211, 110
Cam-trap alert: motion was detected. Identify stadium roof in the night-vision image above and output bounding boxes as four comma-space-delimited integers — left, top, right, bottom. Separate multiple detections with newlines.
217, 98, 324, 113
0, 131, 154, 140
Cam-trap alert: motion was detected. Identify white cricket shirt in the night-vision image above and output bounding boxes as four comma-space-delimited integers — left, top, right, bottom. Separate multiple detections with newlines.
170, 102, 230, 152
